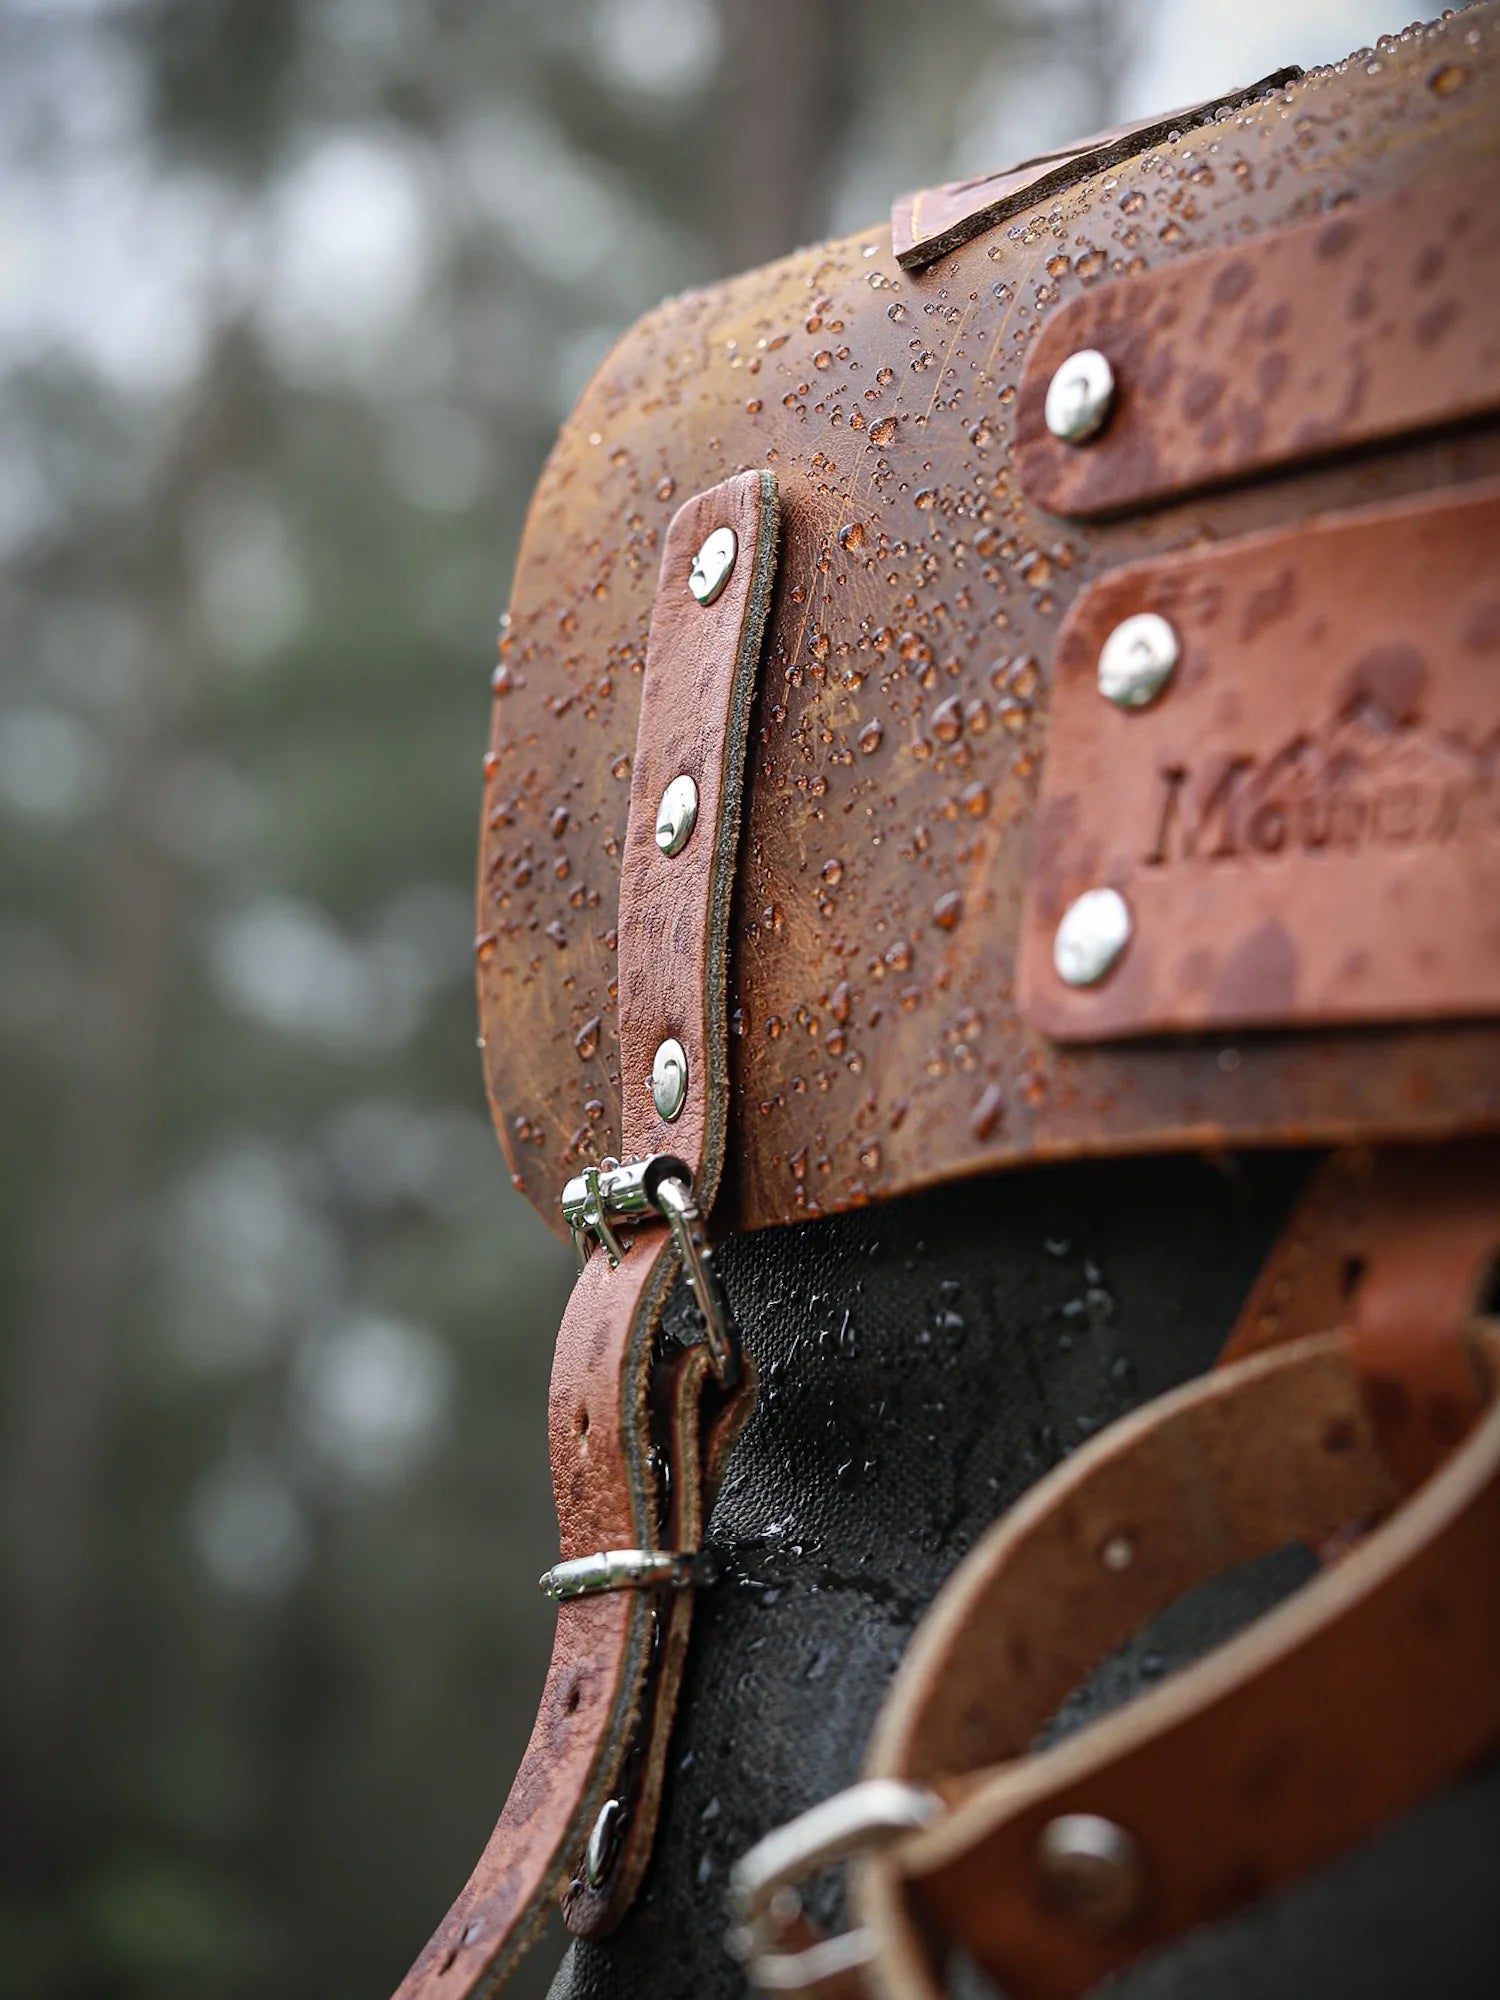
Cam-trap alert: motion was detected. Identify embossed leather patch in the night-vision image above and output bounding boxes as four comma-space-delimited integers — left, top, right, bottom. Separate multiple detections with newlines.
1018, 481, 1500, 1042
1017, 167, 1500, 517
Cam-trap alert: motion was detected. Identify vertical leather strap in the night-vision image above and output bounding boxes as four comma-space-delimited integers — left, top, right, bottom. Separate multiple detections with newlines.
394, 472, 778, 1997
616, 469, 780, 1201
1219, 1142, 1500, 1485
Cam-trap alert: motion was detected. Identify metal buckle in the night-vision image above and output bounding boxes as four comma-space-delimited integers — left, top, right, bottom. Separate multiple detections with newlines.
560, 1152, 738, 1385
727, 1781, 943, 1994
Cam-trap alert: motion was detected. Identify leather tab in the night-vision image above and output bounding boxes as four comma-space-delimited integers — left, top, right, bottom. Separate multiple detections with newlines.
890, 71, 1298, 273
1017, 166, 1500, 517
617, 470, 779, 1201
1018, 480, 1500, 1043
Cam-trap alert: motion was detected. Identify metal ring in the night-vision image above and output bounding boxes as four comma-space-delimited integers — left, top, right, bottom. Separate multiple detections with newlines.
728, 1780, 942, 1993
538, 1548, 701, 1601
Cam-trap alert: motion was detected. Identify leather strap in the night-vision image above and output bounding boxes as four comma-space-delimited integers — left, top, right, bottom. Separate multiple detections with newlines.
853, 1319, 1500, 2000
1221, 1142, 1500, 1367
1220, 1141, 1500, 1486
395, 472, 778, 1996
617, 469, 779, 1199
396, 1240, 675, 2000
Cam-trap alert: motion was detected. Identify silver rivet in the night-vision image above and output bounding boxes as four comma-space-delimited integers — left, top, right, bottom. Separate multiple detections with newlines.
585, 1798, 625, 1889
1035, 1813, 1145, 1936
651, 1037, 688, 1121
1098, 611, 1179, 709
1044, 348, 1115, 443
1054, 887, 1132, 988
655, 774, 699, 856
688, 525, 737, 605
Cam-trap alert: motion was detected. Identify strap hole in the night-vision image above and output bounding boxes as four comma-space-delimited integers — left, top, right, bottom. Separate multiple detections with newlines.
578, 1407, 590, 1439
1340, 1253, 1368, 1301
565, 1685, 581, 1715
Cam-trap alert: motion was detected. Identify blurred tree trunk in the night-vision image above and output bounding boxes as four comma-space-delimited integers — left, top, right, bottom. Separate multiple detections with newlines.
0, 339, 238, 1872
718, 0, 852, 273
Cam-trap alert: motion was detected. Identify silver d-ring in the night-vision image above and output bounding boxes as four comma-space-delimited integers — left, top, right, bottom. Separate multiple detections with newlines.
727, 1780, 942, 1993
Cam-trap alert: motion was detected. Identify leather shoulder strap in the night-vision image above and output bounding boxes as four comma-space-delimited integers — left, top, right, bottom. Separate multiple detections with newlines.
730, 1139, 1500, 2000
853, 1320, 1500, 2000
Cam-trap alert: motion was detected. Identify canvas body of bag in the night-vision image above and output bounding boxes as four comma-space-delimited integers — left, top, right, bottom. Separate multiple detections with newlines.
394, 13, 1500, 1999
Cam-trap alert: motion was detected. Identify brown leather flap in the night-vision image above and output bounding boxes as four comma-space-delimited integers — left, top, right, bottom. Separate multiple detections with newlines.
1016, 165, 1500, 517
479, 16, 1500, 1242
1018, 479, 1500, 1043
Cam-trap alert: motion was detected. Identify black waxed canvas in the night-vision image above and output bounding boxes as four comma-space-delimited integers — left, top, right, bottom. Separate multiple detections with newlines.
549, 1151, 1500, 2000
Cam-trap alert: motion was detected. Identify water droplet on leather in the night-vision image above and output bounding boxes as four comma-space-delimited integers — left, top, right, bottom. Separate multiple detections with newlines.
931, 696, 962, 741
969, 1083, 1005, 1140
574, 1015, 601, 1060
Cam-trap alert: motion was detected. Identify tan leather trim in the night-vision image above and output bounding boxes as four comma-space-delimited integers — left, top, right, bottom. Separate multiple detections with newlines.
1018, 481, 1500, 1042
854, 1322, 1500, 2000
1016, 165, 1500, 518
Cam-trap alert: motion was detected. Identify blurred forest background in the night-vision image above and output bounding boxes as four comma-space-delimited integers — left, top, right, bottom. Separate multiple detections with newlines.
0, 1, 1414, 1995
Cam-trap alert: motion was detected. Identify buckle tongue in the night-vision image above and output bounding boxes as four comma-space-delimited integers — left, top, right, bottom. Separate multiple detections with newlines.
561, 1152, 738, 1385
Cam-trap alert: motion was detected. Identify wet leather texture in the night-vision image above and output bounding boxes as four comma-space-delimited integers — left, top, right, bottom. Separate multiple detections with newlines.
548, 1150, 1500, 1999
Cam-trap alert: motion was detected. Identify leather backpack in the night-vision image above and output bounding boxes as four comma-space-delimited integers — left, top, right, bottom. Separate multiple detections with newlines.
394, 11, 1500, 1995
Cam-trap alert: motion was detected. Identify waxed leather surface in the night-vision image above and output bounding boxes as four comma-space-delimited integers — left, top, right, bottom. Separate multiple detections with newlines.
480, 12, 1500, 1243
549, 1151, 1500, 1999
